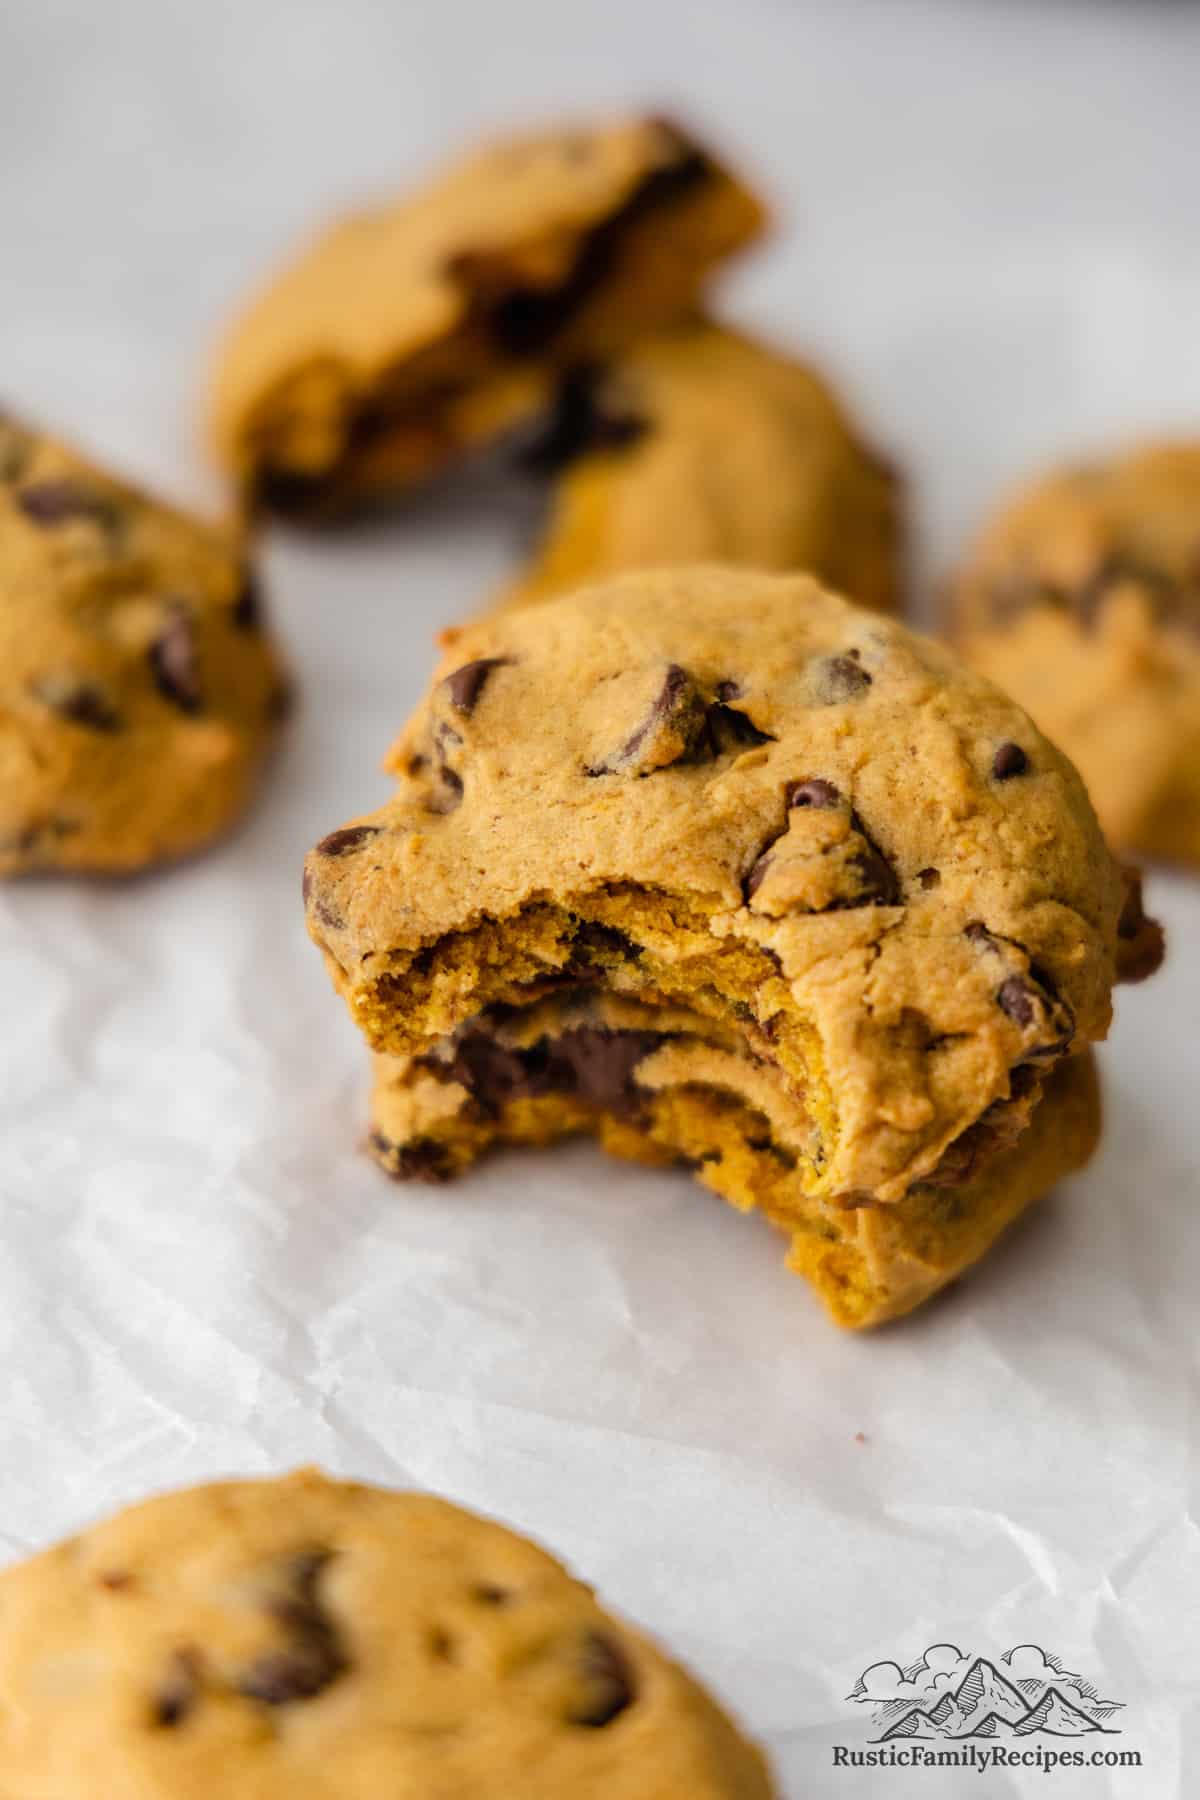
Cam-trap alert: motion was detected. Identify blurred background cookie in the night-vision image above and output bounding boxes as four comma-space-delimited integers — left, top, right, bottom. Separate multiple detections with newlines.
211, 117, 766, 521
0, 1468, 775, 1797
0, 413, 287, 876
498, 320, 902, 614
949, 440, 1200, 865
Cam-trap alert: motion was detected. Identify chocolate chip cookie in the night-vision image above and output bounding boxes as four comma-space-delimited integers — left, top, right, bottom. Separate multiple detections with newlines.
0, 1469, 774, 1797
0, 413, 286, 875
500, 321, 901, 613
211, 118, 765, 519
950, 439, 1200, 864
304, 567, 1160, 1327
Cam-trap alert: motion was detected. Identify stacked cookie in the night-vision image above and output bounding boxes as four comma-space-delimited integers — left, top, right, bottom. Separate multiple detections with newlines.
209, 116, 904, 613
303, 568, 1157, 1328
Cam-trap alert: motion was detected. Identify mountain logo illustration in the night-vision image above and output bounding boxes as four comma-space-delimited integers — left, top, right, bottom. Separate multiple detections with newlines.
846, 1644, 1124, 1742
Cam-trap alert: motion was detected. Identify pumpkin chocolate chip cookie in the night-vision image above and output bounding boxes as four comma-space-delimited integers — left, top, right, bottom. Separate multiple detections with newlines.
211, 117, 765, 519
499, 321, 902, 614
0, 1469, 774, 1798
303, 567, 1160, 1327
0, 412, 287, 876
950, 438, 1200, 864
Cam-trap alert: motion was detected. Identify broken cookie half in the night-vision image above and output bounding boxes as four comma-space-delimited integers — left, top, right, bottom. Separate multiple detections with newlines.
304, 567, 1161, 1327
211, 116, 765, 519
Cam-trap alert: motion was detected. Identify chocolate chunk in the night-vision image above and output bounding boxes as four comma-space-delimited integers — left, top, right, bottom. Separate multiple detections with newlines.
568, 1632, 636, 1728
554, 1025, 663, 1111
813, 654, 872, 703
441, 656, 508, 715
714, 678, 742, 702
148, 607, 202, 713
153, 1649, 202, 1728
441, 1024, 663, 1119
991, 741, 1029, 781
31, 673, 121, 731
518, 363, 647, 474
316, 824, 380, 856
787, 777, 841, 809
16, 479, 115, 528
917, 866, 941, 890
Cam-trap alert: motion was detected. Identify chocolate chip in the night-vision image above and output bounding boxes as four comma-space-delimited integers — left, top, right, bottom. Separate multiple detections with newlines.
917, 866, 941, 890
232, 571, 262, 630
850, 835, 901, 905
371, 1133, 456, 1182
441, 657, 508, 715
472, 1583, 512, 1606
1076, 552, 1177, 630
148, 607, 201, 713
153, 1650, 202, 1728
0, 417, 32, 482
454, 131, 712, 357
991, 742, 1029, 781
238, 1643, 343, 1706
1114, 863, 1165, 983
704, 701, 775, 751
787, 778, 841, 809
814, 655, 872, 703
518, 363, 647, 474
997, 976, 1036, 1026
744, 854, 773, 900
714, 678, 742, 702
238, 1550, 347, 1708
570, 921, 642, 964
568, 1632, 635, 1728
316, 824, 380, 856
31, 673, 121, 731
16, 479, 114, 528
587, 663, 710, 776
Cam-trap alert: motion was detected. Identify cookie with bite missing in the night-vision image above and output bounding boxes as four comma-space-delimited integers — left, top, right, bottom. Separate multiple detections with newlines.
211, 117, 765, 519
0, 1469, 774, 1798
304, 567, 1160, 1325
0, 412, 286, 876
950, 438, 1200, 864
499, 320, 901, 614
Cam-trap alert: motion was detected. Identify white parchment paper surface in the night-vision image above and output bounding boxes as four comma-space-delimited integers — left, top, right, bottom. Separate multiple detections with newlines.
0, 2, 1197, 1794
